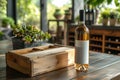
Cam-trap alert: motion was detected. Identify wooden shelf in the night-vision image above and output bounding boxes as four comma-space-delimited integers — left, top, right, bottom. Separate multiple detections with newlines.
90, 44, 102, 48
90, 50, 102, 53
105, 40, 120, 44
90, 38, 102, 42
67, 25, 120, 55
105, 47, 120, 51
90, 33, 102, 36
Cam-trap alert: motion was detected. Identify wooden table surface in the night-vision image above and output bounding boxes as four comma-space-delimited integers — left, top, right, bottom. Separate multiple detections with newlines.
0, 52, 120, 80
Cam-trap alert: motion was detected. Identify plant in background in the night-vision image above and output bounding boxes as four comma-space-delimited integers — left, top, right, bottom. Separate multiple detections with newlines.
100, 10, 110, 25
109, 12, 117, 19
64, 10, 71, 15
53, 9, 62, 19
12, 25, 51, 43
109, 11, 118, 26
84, 0, 120, 7
1, 17, 15, 28
0, 0, 7, 17
117, 13, 120, 24
64, 9, 71, 20
101, 11, 110, 19
115, 7, 120, 24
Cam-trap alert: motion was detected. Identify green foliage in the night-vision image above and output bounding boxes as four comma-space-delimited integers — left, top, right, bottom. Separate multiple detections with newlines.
17, 0, 71, 29
101, 10, 110, 19
107, 0, 112, 4
47, 0, 71, 19
112, 8, 120, 23
117, 14, 120, 23
97, 8, 110, 23
84, 0, 120, 7
47, 1, 71, 30
1, 17, 15, 27
0, 0, 7, 16
109, 11, 117, 19
17, 0, 40, 27
85, 0, 104, 7
54, 9, 62, 16
64, 10, 71, 15
12, 25, 51, 43
47, 3, 58, 19
114, 0, 120, 6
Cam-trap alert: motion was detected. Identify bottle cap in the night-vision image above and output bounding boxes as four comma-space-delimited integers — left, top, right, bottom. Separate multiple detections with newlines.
79, 10, 85, 22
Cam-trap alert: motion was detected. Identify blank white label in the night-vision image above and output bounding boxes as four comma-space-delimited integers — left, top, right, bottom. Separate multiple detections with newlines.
75, 40, 89, 64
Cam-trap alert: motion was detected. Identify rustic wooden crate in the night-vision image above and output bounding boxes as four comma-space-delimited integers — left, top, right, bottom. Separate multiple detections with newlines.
6, 44, 75, 77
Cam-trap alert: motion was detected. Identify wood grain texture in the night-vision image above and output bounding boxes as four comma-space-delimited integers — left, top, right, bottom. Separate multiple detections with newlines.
1, 51, 120, 80
6, 45, 75, 77
6, 52, 31, 75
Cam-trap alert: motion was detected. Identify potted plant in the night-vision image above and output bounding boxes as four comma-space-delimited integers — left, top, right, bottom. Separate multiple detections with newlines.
1, 17, 15, 28
53, 9, 62, 20
117, 13, 120, 24
109, 11, 117, 26
11, 24, 51, 49
64, 9, 71, 20
101, 11, 109, 26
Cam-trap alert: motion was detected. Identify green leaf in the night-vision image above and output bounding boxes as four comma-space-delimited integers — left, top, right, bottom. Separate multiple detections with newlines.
114, 0, 119, 6
95, 0, 104, 5
107, 0, 112, 4
85, 0, 105, 7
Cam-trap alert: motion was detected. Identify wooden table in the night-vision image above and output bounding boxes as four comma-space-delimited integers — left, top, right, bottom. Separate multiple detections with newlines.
0, 52, 120, 80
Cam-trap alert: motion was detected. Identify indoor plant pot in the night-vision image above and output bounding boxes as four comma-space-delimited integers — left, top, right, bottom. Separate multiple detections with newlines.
102, 19, 109, 26
53, 9, 62, 20
64, 10, 71, 20
109, 12, 117, 26
12, 37, 45, 49
101, 11, 109, 26
110, 19, 117, 26
11, 25, 51, 50
1, 17, 14, 28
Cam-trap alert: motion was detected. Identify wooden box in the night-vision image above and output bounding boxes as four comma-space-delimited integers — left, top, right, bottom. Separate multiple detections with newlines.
6, 44, 75, 77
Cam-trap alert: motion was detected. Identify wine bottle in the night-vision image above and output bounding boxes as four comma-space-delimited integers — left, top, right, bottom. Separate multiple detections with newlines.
74, 10, 89, 72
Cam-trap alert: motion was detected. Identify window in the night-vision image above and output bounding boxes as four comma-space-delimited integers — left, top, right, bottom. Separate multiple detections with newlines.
17, 0, 40, 28
47, 0, 72, 30
47, 0, 72, 20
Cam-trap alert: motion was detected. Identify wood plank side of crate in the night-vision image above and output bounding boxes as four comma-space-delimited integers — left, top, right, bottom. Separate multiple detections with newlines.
31, 48, 75, 76
6, 52, 31, 75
